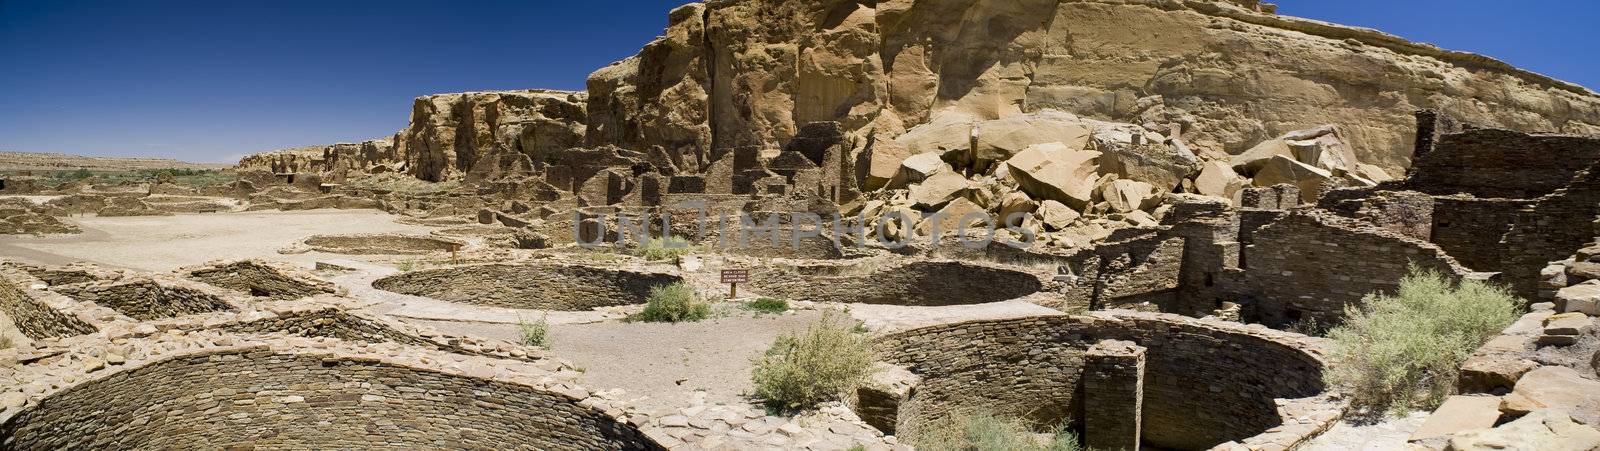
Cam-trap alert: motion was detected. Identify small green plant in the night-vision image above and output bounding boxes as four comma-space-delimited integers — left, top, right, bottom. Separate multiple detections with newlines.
635, 235, 698, 261
912, 410, 1082, 451
518, 315, 550, 348
0, 335, 13, 350
632, 283, 712, 323
395, 260, 415, 272
1325, 266, 1523, 417
745, 297, 790, 315
751, 312, 875, 411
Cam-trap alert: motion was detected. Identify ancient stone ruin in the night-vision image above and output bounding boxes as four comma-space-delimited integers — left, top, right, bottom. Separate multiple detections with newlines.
5, 1, 1600, 450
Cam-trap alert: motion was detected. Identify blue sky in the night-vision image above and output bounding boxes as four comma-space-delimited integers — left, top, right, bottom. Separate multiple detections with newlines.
1, 1, 1595, 163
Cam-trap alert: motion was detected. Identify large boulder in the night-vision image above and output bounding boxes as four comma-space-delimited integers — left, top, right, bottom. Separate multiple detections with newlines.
1101, 179, 1158, 213
971, 110, 1092, 168
908, 171, 970, 210
996, 191, 1038, 227
1003, 143, 1101, 210
863, 138, 915, 191
1251, 155, 1332, 203
1035, 199, 1080, 231
1194, 160, 1246, 200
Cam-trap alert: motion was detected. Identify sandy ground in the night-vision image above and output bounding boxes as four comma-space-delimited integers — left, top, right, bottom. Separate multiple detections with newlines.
0, 209, 436, 272
414, 307, 827, 411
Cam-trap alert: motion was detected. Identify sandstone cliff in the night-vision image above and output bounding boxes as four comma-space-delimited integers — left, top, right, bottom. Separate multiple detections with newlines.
240, 0, 1600, 194
585, 0, 1600, 175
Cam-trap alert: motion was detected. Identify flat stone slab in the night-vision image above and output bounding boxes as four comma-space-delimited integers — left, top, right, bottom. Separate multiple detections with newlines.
1409, 395, 1504, 442
1503, 366, 1600, 425
1544, 312, 1595, 336
1558, 281, 1600, 315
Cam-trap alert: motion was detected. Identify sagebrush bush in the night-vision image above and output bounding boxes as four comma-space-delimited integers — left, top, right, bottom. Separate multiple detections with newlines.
745, 297, 790, 314
1325, 266, 1523, 417
636, 236, 697, 261
751, 312, 874, 411
518, 315, 550, 348
911, 410, 1082, 451
632, 283, 711, 323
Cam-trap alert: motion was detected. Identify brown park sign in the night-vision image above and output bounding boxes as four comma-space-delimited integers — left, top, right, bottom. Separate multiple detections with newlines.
721, 269, 749, 284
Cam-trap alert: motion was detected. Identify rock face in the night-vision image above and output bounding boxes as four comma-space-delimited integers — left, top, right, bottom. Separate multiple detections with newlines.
580, 0, 1600, 176
242, 0, 1600, 193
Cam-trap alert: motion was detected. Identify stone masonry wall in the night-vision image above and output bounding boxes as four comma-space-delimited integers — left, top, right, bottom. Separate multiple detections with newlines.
0, 349, 660, 450
1502, 167, 1600, 297
1407, 129, 1600, 199
1083, 340, 1145, 451
874, 311, 1327, 450
0, 271, 96, 340
186, 261, 335, 300
1429, 196, 1533, 273
746, 260, 1047, 306
53, 279, 236, 321
1241, 211, 1470, 326
373, 263, 681, 310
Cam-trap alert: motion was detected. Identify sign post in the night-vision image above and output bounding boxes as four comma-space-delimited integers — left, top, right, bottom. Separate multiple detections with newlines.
721, 269, 749, 299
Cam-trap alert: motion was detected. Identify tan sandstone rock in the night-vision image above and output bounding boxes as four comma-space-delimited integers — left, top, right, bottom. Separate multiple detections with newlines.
1446, 409, 1600, 451
1101, 179, 1159, 213
908, 171, 969, 210
1195, 160, 1246, 200
1252, 155, 1332, 203
1003, 143, 1101, 210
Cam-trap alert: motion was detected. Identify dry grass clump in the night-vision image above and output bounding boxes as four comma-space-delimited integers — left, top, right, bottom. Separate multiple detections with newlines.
744, 297, 790, 315
911, 410, 1082, 451
1325, 267, 1522, 417
518, 315, 550, 348
635, 236, 698, 261
751, 312, 874, 411
631, 282, 711, 323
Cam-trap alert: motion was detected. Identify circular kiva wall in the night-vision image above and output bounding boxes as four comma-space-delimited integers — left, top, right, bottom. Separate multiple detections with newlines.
373, 264, 682, 310
875, 312, 1327, 450
747, 261, 1045, 306
304, 234, 465, 255
0, 350, 661, 450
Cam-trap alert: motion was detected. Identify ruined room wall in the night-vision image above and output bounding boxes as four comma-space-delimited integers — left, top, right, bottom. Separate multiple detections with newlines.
1057, 233, 1186, 311
875, 311, 1325, 450
1429, 196, 1534, 273
372, 264, 681, 311
186, 261, 335, 301
0, 271, 96, 340
1241, 211, 1470, 326
745, 260, 1046, 306
1502, 167, 1600, 297
53, 280, 236, 321
0, 350, 660, 450
1406, 129, 1600, 198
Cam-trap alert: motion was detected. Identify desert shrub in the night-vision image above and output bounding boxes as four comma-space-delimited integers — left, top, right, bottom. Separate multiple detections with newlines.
636, 236, 697, 261
912, 410, 1081, 451
745, 297, 790, 315
632, 282, 711, 323
751, 312, 874, 411
0, 335, 12, 350
1325, 266, 1523, 417
518, 315, 550, 348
